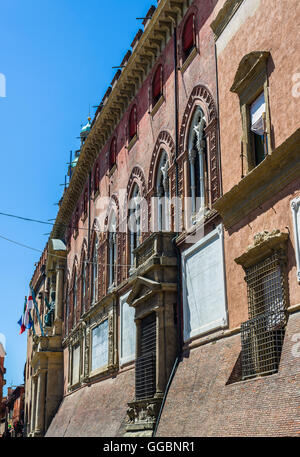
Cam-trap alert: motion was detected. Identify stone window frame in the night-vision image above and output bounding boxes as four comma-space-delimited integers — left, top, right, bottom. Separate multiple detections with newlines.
179, 7, 199, 74
85, 300, 117, 380
230, 51, 272, 176
291, 196, 300, 283
68, 327, 84, 390
119, 290, 136, 366
181, 224, 228, 342
235, 230, 289, 381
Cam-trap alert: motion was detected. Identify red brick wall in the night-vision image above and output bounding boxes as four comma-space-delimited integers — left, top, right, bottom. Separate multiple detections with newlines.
46, 367, 135, 437
157, 311, 300, 437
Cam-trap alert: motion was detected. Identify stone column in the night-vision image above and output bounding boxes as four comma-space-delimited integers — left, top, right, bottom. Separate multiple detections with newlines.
34, 369, 46, 436
30, 376, 37, 435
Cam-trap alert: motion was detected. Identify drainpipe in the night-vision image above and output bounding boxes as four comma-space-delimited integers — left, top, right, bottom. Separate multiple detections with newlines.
153, 23, 182, 437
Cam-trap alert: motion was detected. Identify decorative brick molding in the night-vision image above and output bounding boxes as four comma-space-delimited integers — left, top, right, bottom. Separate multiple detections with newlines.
127, 166, 147, 198
178, 84, 220, 205
148, 130, 175, 191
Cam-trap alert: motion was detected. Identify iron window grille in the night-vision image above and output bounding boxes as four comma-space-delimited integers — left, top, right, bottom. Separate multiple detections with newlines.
135, 313, 156, 400
241, 251, 288, 380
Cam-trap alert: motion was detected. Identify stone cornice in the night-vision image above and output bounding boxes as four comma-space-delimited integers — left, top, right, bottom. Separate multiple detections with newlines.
213, 129, 300, 229
210, 0, 244, 40
50, 0, 190, 241
235, 230, 289, 269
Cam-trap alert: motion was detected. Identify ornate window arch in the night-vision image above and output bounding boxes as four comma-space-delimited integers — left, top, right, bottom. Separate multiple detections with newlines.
107, 210, 117, 289
80, 241, 88, 315
179, 85, 220, 224
73, 268, 78, 327
90, 235, 99, 305
155, 150, 170, 231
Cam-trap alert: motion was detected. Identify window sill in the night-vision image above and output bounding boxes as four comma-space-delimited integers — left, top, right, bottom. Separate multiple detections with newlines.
150, 95, 165, 118
180, 47, 198, 74
89, 365, 109, 379
127, 134, 138, 152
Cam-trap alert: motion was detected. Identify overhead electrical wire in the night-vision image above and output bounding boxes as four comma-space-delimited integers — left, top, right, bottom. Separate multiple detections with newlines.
0, 233, 132, 268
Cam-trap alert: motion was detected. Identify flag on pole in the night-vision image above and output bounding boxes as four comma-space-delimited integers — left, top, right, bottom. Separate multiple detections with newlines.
18, 295, 34, 335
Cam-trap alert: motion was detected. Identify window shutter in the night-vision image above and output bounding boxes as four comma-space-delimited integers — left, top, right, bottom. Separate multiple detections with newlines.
153, 65, 162, 102
183, 14, 195, 53
129, 105, 137, 140
110, 138, 116, 169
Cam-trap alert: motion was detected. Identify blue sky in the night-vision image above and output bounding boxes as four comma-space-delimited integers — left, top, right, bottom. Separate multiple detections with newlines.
0, 0, 154, 395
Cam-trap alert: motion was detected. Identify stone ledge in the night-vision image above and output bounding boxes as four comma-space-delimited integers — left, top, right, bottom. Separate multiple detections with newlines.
210, 0, 244, 40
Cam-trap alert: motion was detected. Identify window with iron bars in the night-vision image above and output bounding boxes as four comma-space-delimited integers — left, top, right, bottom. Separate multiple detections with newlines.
241, 251, 288, 380
135, 313, 156, 400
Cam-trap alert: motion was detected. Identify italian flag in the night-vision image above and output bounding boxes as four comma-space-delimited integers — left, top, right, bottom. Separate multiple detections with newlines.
18, 295, 34, 334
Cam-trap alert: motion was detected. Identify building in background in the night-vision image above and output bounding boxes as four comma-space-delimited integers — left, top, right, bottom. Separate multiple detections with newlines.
2, 386, 25, 437
24, 0, 300, 437
0, 342, 6, 436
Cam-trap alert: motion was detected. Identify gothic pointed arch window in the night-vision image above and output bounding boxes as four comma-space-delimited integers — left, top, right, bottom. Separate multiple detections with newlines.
188, 106, 208, 222
182, 14, 196, 62
73, 269, 77, 327
81, 252, 88, 314
108, 210, 117, 288
94, 163, 100, 194
156, 150, 170, 232
65, 282, 70, 336
109, 137, 117, 170
129, 105, 137, 142
128, 183, 141, 269
91, 238, 98, 304
152, 64, 163, 107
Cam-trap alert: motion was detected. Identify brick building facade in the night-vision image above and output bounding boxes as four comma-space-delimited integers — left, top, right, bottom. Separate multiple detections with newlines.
25, 0, 300, 437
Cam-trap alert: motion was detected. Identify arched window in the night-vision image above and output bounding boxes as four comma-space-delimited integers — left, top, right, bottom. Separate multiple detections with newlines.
81, 253, 88, 314
156, 150, 170, 231
83, 188, 88, 216
109, 138, 117, 170
182, 14, 196, 61
65, 284, 70, 336
94, 163, 99, 194
188, 106, 208, 222
152, 65, 163, 107
108, 211, 117, 288
75, 208, 79, 233
73, 270, 77, 327
91, 238, 98, 304
129, 105, 137, 141
128, 184, 141, 269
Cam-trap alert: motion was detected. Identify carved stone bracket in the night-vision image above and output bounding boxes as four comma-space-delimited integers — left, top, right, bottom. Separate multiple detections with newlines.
125, 398, 163, 433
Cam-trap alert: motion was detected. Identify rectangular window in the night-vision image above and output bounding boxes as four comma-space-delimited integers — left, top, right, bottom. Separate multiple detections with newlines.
135, 313, 156, 400
91, 319, 108, 372
72, 344, 80, 385
120, 291, 136, 365
250, 92, 267, 166
241, 252, 287, 380
182, 225, 227, 341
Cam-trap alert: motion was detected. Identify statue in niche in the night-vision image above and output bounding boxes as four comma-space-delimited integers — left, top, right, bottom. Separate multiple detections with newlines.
44, 291, 55, 327
193, 112, 206, 153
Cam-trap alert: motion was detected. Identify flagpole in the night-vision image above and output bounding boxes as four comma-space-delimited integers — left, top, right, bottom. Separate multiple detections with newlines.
29, 285, 45, 337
